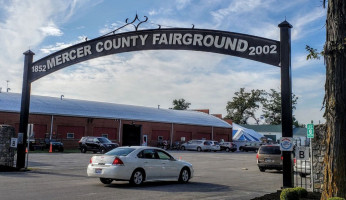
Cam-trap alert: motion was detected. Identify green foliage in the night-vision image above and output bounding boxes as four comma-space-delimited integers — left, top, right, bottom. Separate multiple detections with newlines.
261, 89, 299, 125
171, 98, 191, 110
328, 197, 345, 200
225, 88, 265, 124
295, 187, 308, 198
280, 187, 309, 200
225, 88, 301, 125
280, 188, 299, 200
306, 45, 321, 60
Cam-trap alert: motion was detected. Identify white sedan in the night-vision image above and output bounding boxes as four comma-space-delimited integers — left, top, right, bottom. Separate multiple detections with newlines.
87, 146, 194, 185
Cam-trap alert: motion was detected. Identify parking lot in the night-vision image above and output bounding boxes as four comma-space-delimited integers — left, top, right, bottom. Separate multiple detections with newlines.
0, 151, 282, 200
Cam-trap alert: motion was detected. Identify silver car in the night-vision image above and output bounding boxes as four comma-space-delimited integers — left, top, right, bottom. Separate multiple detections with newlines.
180, 140, 211, 152
87, 146, 194, 185
208, 140, 221, 152
294, 158, 311, 177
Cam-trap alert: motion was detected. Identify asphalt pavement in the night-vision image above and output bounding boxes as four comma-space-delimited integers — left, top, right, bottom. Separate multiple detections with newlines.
0, 151, 282, 200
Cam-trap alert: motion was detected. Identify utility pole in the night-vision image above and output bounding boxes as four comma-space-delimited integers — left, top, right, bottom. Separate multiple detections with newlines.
6, 80, 10, 92
279, 20, 294, 188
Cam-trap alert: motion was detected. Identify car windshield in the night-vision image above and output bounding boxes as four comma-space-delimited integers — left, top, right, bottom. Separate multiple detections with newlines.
98, 137, 112, 143
105, 148, 135, 156
259, 146, 281, 154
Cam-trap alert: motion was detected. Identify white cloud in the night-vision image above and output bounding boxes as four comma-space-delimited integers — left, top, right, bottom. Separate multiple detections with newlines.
40, 36, 86, 54
40, 21, 63, 36
291, 7, 326, 40
292, 54, 324, 70
0, 0, 94, 91
175, 0, 192, 10
0, 0, 326, 125
31, 49, 283, 118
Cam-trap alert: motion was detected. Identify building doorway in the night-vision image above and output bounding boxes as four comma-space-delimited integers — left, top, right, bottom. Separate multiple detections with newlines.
122, 124, 141, 146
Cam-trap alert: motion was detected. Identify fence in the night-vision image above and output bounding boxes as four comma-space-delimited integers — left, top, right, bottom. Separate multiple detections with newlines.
293, 137, 312, 191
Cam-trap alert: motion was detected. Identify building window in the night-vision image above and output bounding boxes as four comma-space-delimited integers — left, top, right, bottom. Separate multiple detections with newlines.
101, 134, 108, 138
67, 133, 74, 139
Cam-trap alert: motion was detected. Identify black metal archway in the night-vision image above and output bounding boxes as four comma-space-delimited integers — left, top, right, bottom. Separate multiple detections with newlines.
18, 16, 293, 187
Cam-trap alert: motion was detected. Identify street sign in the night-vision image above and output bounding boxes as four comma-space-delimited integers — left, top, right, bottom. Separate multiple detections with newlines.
10, 138, 18, 148
280, 137, 294, 151
307, 124, 314, 138
295, 146, 310, 160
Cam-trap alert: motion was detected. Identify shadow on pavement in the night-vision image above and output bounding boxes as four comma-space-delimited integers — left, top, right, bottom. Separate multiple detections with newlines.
105, 181, 231, 193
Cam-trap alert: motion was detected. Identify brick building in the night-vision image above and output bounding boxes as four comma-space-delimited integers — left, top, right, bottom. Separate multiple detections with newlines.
0, 93, 232, 149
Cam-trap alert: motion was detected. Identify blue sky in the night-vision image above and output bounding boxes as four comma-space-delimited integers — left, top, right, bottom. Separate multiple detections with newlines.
0, 0, 326, 125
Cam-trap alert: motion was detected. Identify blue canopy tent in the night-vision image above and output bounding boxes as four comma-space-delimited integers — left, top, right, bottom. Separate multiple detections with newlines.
232, 123, 263, 142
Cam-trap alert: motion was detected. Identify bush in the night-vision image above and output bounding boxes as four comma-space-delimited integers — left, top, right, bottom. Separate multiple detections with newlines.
295, 187, 308, 198
328, 198, 345, 200
280, 187, 308, 200
280, 188, 299, 200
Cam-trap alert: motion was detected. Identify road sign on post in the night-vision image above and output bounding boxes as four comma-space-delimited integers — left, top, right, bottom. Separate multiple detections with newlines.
307, 124, 314, 138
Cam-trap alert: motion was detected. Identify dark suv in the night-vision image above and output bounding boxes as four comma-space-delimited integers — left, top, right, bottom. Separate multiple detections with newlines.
79, 137, 119, 154
239, 142, 261, 152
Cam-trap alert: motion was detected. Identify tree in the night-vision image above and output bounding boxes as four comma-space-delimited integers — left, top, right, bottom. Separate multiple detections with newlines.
321, 0, 346, 199
171, 98, 191, 110
261, 89, 301, 126
225, 88, 264, 124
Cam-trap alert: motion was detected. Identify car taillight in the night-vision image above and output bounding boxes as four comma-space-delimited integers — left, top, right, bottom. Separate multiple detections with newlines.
281, 156, 284, 161
112, 157, 124, 165
293, 158, 296, 164
256, 153, 259, 160
89, 157, 93, 164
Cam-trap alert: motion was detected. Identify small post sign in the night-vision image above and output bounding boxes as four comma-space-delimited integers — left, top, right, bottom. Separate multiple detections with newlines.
280, 137, 294, 151
295, 146, 310, 160
307, 124, 314, 138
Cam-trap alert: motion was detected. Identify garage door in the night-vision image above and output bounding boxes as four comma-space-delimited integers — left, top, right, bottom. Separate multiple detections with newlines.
93, 127, 117, 140
57, 125, 84, 139
214, 133, 230, 142
194, 132, 211, 140
33, 124, 47, 139
174, 131, 192, 142
152, 130, 170, 141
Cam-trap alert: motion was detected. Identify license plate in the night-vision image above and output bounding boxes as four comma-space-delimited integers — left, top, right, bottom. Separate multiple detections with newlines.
264, 159, 272, 163
95, 168, 102, 174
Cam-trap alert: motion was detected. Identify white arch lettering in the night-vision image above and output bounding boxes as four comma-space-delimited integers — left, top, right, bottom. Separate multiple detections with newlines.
29, 28, 280, 82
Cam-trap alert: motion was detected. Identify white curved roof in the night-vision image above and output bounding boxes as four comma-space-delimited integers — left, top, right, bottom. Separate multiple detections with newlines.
0, 93, 231, 128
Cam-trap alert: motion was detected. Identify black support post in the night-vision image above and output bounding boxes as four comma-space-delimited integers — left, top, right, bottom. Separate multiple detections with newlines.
17, 50, 34, 169
279, 20, 293, 188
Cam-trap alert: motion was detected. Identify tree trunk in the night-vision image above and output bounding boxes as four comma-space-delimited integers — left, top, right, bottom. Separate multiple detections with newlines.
322, 0, 346, 199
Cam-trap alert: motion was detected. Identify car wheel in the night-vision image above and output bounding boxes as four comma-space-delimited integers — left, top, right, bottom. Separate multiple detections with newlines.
181, 146, 185, 150
130, 169, 144, 186
197, 147, 202, 152
225, 148, 230, 152
259, 167, 265, 172
179, 168, 190, 183
100, 178, 113, 184
100, 148, 106, 154
81, 147, 87, 153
